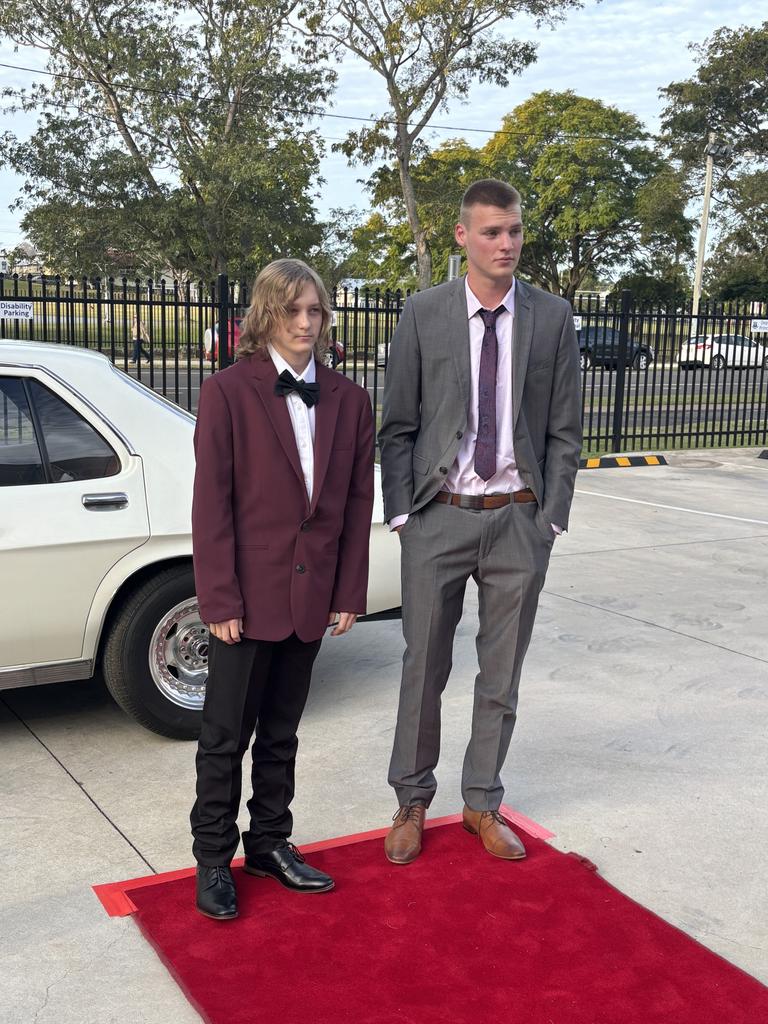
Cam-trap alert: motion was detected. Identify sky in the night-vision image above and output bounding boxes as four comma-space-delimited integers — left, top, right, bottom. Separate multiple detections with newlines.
0, 0, 763, 254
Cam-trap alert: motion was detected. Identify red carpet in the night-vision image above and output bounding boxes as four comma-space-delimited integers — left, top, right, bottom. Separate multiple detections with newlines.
97, 812, 768, 1024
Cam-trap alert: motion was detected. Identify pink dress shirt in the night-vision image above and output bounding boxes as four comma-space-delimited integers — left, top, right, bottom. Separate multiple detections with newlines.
389, 277, 561, 533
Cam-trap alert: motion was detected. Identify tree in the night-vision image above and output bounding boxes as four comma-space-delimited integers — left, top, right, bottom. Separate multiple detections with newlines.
483, 92, 694, 299
356, 92, 693, 300
0, 0, 332, 280
704, 170, 768, 301
660, 22, 768, 168
660, 24, 768, 304
300, 0, 582, 290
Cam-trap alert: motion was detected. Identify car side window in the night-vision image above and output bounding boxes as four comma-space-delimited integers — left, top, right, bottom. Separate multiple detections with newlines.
27, 380, 121, 482
0, 377, 46, 486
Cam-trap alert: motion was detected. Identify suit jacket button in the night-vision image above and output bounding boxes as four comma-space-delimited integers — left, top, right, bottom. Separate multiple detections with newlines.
296, 564, 306, 574
456, 431, 463, 439
300, 521, 311, 532
439, 466, 448, 474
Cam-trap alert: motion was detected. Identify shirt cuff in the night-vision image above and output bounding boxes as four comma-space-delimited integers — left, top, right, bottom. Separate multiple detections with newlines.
389, 514, 409, 531
551, 523, 563, 536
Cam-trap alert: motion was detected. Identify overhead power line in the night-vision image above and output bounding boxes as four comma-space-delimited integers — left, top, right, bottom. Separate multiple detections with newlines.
0, 58, 657, 146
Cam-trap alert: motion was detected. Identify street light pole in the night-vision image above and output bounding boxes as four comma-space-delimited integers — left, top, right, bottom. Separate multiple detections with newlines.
692, 132, 716, 321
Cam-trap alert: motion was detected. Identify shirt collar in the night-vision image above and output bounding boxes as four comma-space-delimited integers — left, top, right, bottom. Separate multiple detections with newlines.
465, 277, 516, 321
268, 344, 316, 383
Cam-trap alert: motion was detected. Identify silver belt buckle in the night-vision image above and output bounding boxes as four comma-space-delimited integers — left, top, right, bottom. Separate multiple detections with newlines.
459, 493, 486, 510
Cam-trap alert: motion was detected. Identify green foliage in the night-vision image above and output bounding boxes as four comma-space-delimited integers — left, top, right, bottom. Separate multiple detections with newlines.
0, 0, 332, 279
305, 0, 582, 289
704, 170, 768, 301
484, 92, 693, 298
348, 91, 694, 299
660, 22, 768, 166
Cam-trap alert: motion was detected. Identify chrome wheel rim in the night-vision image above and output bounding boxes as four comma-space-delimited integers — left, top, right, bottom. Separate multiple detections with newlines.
149, 598, 209, 710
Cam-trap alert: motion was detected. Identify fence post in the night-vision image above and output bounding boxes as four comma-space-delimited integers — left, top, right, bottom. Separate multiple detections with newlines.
611, 288, 632, 452
217, 272, 230, 369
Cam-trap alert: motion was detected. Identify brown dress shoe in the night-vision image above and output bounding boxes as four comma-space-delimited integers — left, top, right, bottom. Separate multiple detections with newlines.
384, 804, 427, 864
462, 806, 526, 860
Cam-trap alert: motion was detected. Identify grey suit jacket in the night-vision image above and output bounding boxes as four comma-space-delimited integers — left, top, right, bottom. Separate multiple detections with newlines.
378, 276, 583, 532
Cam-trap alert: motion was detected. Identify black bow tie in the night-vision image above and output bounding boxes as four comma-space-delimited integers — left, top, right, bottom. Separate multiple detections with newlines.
274, 369, 320, 408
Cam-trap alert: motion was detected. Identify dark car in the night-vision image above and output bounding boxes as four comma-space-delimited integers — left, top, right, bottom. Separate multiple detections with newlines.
578, 325, 655, 371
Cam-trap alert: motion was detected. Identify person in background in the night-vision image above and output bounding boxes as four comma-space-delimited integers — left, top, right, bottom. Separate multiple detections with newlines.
129, 314, 151, 364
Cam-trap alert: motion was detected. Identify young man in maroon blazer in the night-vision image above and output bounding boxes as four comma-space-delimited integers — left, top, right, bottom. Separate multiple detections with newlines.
190, 259, 374, 920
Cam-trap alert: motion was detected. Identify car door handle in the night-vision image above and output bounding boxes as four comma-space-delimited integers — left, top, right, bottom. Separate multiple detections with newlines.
82, 492, 129, 511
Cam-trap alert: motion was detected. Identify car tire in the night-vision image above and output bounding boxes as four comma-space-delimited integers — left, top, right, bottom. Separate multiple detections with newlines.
632, 352, 649, 370
580, 350, 593, 371
711, 354, 726, 370
102, 565, 206, 740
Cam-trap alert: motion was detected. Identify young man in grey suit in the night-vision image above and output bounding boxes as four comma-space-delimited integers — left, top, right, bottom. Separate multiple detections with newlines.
379, 179, 582, 864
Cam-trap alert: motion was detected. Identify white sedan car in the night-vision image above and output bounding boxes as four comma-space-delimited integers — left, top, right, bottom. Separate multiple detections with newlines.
679, 333, 768, 370
0, 341, 400, 738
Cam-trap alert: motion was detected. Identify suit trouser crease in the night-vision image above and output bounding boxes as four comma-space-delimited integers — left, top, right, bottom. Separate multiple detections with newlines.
191, 634, 320, 866
389, 501, 551, 811
389, 517, 471, 805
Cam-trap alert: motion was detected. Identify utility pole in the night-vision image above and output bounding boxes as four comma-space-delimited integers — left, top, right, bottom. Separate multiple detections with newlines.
447, 255, 462, 281
691, 133, 716, 321
692, 133, 733, 320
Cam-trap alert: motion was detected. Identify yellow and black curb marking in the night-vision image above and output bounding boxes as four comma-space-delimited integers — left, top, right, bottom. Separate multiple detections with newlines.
579, 454, 668, 469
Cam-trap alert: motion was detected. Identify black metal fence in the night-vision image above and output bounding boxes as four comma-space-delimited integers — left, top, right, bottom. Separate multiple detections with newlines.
2, 272, 767, 455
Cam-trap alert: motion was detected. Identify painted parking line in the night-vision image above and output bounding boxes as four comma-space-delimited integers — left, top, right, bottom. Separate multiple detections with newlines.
573, 488, 768, 526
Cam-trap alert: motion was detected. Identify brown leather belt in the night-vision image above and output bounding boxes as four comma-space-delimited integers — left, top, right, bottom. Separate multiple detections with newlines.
433, 489, 536, 510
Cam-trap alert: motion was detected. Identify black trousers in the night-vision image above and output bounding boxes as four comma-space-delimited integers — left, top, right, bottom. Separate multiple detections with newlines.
190, 633, 322, 866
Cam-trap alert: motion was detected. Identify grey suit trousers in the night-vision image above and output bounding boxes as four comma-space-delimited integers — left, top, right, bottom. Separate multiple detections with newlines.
388, 497, 554, 811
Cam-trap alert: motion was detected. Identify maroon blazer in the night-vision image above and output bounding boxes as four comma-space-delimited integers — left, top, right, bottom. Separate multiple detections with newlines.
192, 353, 374, 642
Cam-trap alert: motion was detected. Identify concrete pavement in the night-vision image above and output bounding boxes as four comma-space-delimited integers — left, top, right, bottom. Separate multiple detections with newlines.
1, 447, 767, 1022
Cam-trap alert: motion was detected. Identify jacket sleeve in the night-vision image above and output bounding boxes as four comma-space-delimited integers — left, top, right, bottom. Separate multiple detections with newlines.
330, 391, 375, 614
378, 297, 421, 523
542, 306, 583, 531
191, 375, 245, 624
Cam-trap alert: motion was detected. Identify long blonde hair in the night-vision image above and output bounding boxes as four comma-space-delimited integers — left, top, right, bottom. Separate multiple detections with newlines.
237, 259, 332, 360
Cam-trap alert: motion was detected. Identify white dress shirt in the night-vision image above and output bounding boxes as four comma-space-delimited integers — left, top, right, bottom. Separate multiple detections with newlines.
268, 345, 316, 502
390, 278, 561, 534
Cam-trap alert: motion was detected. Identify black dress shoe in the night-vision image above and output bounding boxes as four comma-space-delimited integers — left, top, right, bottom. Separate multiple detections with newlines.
244, 843, 334, 893
195, 865, 238, 920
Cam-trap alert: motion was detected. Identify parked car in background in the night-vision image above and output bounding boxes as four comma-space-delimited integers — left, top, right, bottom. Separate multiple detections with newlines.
577, 325, 655, 371
679, 334, 768, 370
203, 314, 345, 368
0, 341, 399, 739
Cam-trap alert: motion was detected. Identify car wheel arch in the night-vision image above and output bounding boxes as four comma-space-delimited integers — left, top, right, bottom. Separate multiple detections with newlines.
91, 553, 195, 666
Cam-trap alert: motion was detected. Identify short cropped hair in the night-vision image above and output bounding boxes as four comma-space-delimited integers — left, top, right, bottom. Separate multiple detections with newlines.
459, 179, 522, 224
237, 258, 332, 360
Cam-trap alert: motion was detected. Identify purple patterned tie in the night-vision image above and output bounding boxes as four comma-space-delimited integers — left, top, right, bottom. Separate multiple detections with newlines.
474, 305, 504, 481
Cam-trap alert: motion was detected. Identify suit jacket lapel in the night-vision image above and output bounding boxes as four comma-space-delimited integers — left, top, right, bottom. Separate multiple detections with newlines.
512, 280, 534, 428
248, 356, 308, 502
448, 276, 471, 415
311, 364, 341, 513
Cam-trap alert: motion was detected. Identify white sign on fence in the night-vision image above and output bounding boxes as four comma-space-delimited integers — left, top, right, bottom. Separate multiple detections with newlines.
0, 300, 34, 320
750, 319, 768, 333
573, 315, 582, 331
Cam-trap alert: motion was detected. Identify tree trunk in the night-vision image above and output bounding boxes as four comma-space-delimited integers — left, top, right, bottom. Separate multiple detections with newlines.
397, 147, 432, 291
